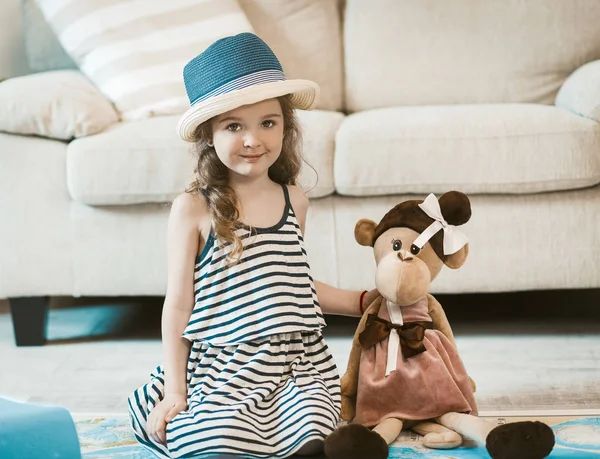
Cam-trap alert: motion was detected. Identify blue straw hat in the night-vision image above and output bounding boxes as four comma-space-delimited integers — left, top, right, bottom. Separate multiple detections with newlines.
177, 32, 320, 142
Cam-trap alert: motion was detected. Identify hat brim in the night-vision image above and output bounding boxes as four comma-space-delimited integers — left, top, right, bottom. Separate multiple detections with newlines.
177, 79, 319, 142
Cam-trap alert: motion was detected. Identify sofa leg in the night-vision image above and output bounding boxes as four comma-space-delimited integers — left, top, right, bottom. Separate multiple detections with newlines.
9, 297, 49, 346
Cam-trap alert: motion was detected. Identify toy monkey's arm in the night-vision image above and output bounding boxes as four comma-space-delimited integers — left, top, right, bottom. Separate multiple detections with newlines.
427, 293, 477, 392
340, 295, 383, 421
426, 293, 457, 347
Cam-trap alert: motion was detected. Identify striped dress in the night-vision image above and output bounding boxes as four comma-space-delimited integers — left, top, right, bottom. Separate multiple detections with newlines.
128, 184, 341, 458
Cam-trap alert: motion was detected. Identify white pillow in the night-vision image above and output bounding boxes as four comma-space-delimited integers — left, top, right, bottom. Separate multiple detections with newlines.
35, 0, 254, 121
0, 70, 119, 140
555, 60, 600, 123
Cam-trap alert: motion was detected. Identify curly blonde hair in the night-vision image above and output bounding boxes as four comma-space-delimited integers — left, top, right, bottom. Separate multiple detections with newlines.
186, 95, 303, 263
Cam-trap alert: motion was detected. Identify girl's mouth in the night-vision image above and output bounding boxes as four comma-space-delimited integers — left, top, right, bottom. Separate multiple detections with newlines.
241, 153, 265, 161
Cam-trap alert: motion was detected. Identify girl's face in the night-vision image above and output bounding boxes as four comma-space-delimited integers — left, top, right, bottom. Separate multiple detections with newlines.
210, 98, 284, 180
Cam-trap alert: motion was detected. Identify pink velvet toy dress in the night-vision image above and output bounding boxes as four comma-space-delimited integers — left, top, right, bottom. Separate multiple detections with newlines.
353, 296, 477, 427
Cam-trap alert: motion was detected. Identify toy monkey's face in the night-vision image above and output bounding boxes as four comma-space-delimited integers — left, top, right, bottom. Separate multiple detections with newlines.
355, 217, 469, 306
372, 227, 444, 306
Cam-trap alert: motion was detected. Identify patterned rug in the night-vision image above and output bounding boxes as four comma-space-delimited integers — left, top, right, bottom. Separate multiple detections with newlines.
74, 414, 600, 459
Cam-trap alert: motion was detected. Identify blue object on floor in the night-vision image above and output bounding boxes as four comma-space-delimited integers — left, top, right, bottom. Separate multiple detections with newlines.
0, 396, 81, 459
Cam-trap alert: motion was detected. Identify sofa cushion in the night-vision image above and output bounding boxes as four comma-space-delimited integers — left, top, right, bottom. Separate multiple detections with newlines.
344, 0, 600, 112
238, 0, 343, 111
334, 104, 600, 196
556, 60, 600, 124
24, 0, 344, 112
0, 70, 118, 140
35, 0, 253, 121
67, 110, 342, 205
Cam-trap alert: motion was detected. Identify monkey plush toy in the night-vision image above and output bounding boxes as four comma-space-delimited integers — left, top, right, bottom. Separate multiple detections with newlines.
324, 191, 555, 459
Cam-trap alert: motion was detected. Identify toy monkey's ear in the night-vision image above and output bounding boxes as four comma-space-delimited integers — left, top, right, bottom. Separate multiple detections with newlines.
444, 243, 469, 269
355, 219, 377, 246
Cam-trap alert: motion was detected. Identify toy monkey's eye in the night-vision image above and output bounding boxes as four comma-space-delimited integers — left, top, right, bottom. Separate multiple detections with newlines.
410, 244, 421, 255
392, 239, 402, 251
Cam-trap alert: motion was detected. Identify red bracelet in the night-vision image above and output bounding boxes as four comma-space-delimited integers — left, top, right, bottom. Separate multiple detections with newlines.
359, 290, 368, 314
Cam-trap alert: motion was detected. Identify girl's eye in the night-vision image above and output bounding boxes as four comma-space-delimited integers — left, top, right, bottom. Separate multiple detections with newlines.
410, 244, 421, 255
392, 239, 402, 251
227, 123, 242, 132
262, 120, 275, 128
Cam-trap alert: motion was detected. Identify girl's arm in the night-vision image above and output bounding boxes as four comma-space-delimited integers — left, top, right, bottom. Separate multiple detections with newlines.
161, 193, 208, 396
314, 280, 375, 317
289, 185, 377, 317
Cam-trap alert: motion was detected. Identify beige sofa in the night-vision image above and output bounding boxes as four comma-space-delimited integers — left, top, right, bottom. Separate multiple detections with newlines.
2, 0, 600, 346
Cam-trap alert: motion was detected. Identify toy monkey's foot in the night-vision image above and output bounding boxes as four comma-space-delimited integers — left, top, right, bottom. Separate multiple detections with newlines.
324, 423, 389, 459
422, 431, 463, 449
486, 421, 555, 459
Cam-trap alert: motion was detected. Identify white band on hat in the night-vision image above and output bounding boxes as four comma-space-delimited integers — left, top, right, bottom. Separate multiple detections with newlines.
191, 69, 286, 105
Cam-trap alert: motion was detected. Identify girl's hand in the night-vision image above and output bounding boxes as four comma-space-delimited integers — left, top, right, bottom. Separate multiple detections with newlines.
147, 393, 188, 445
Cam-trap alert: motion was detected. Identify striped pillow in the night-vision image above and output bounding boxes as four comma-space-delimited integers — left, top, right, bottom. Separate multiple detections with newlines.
35, 0, 254, 121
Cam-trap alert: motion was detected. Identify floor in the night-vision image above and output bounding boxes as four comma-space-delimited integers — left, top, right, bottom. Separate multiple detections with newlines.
1, 289, 599, 415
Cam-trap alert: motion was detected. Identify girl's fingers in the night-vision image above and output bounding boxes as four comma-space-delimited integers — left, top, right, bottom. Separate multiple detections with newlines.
147, 423, 155, 443
165, 400, 187, 423
165, 405, 180, 423
164, 407, 173, 422
148, 408, 162, 444
149, 416, 158, 443
157, 419, 167, 444
148, 400, 179, 445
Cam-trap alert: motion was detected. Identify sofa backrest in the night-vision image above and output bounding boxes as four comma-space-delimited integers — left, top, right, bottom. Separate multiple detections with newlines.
344, 0, 600, 112
238, 0, 344, 111
18, 0, 344, 111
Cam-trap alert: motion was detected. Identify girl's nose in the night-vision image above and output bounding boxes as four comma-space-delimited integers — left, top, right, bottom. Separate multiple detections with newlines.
243, 131, 262, 149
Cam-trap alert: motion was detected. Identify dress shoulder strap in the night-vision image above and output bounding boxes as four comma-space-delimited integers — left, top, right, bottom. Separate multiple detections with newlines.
281, 183, 291, 208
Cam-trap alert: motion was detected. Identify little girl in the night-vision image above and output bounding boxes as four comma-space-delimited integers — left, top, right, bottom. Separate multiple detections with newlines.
128, 33, 376, 458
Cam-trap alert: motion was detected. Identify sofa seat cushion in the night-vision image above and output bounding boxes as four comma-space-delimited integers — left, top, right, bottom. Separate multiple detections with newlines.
334, 104, 600, 196
67, 110, 343, 205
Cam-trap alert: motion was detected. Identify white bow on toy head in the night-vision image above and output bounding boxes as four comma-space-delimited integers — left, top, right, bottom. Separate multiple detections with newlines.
412, 193, 469, 255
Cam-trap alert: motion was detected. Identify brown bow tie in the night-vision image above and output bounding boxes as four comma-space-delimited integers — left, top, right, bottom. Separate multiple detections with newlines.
358, 314, 434, 359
